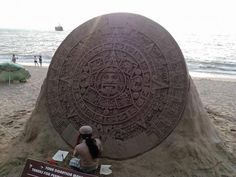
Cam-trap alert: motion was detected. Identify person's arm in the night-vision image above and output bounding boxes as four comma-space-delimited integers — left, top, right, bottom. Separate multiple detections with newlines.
96, 139, 103, 156
73, 149, 77, 156
73, 144, 83, 157
73, 146, 79, 157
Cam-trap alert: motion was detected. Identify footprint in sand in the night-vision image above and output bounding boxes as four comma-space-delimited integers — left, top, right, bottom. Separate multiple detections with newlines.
2, 120, 13, 126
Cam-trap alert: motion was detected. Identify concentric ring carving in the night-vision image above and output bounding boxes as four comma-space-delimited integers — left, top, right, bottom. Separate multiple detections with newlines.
46, 13, 189, 159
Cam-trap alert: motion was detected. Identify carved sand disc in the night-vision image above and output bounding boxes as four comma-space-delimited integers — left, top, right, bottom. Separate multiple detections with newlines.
46, 13, 189, 159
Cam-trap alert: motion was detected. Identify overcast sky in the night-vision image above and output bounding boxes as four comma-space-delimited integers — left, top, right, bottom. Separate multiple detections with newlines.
0, 0, 235, 34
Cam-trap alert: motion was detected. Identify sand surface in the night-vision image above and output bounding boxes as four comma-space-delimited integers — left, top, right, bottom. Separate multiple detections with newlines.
0, 66, 235, 164
0, 66, 48, 161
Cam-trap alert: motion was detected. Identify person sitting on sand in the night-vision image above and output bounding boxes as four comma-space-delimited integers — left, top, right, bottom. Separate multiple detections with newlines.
69, 125, 102, 173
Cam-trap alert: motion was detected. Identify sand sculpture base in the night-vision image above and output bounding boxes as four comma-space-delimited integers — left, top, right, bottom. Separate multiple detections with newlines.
0, 78, 235, 177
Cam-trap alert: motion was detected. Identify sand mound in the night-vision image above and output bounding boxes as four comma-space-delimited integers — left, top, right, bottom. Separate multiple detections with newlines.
1, 77, 235, 177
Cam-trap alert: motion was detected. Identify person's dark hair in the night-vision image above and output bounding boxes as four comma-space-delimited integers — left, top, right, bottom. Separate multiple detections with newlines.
81, 134, 99, 159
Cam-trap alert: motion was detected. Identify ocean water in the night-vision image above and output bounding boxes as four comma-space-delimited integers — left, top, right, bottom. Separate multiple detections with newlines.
0, 29, 68, 66
176, 32, 236, 78
0, 28, 236, 79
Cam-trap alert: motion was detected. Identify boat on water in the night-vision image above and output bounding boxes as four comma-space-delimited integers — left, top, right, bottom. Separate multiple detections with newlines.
55, 25, 63, 31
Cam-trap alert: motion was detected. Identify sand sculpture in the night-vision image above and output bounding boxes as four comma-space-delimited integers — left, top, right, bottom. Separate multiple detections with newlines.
1, 13, 235, 177
46, 13, 189, 159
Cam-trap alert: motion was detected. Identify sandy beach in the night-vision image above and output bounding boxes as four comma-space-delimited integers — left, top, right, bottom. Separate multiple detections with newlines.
0, 66, 235, 165
0, 66, 48, 161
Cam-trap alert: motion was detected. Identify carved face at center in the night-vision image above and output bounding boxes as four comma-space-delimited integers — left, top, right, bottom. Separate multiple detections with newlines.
96, 67, 125, 98
76, 47, 151, 120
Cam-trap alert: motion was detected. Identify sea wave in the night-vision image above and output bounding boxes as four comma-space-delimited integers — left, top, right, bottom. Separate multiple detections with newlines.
0, 29, 236, 78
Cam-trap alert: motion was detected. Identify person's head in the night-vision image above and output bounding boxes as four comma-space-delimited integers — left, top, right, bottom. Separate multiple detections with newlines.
13, 54, 15, 57
79, 125, 92, 139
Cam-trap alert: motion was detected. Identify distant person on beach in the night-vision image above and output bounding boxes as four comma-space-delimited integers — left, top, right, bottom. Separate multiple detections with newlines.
39, 55, 42, 67
12, 54, 17, 63
34, 56, 39, 66
69, 125, 102, 173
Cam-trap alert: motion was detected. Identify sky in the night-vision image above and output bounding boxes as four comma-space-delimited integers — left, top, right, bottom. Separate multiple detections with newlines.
0, 0, 236, 34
